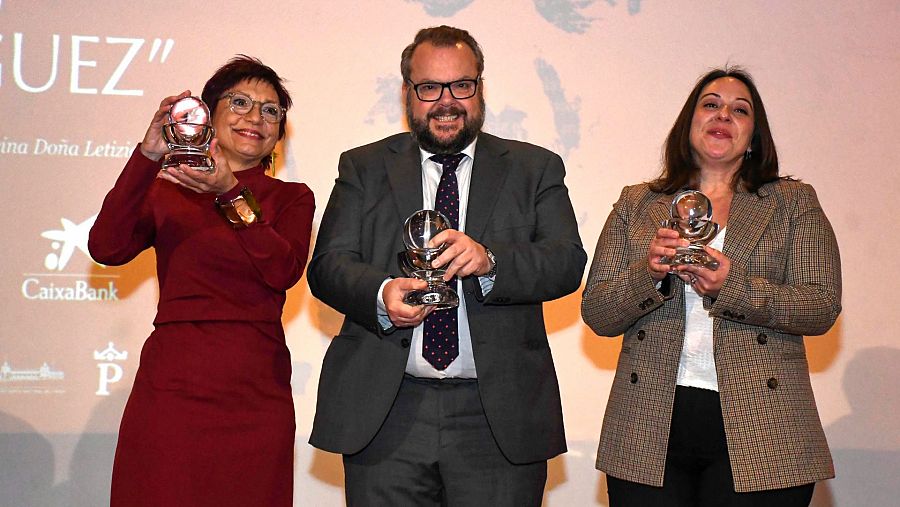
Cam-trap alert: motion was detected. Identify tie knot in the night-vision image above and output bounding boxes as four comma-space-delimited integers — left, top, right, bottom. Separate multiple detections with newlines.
430, 153, 465, 170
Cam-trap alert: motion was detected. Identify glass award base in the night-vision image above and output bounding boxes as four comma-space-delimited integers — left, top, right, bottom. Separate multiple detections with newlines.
662, 246, 720, 271
403, 283, 459, 309
163, 151, 215, 171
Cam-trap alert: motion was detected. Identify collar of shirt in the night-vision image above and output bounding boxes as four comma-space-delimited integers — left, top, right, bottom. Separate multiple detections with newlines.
418, 138, 477, 232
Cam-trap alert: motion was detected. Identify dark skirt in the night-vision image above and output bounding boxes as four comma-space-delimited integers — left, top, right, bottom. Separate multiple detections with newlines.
110, 320, 295, 507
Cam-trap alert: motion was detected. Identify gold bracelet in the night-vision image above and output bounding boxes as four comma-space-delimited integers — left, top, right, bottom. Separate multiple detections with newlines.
216, 186, 262, 228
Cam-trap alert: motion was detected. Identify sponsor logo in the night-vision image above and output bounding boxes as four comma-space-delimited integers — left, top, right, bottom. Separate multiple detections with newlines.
22, 278, 118, 301
0, 360, 65, 394
94, 342, 128, 396
40, 215, 96, 271
21, 213, 121, 302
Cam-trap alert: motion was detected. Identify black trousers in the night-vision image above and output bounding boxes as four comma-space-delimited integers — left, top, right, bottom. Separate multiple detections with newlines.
343, 375, 547, 507
607, 386, 815, 507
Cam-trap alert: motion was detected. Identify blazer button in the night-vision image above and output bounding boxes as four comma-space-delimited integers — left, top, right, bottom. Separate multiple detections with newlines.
767, 377, 779, 390
644, 297, 654, 306
723, 310, 733, 318
496, 297, 510, 303
638, 302, 646, 310
400, 338, 410, 348
757, 333, 768, 345
630, 372, 638, 384
737, 314, 746, 320
637, 330, 646, 341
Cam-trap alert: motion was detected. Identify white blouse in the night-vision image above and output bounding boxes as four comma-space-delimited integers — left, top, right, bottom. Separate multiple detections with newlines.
675, 227, 727, 392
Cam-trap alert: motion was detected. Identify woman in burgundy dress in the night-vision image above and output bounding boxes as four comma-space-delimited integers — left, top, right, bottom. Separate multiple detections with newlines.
89, 56, 314, 506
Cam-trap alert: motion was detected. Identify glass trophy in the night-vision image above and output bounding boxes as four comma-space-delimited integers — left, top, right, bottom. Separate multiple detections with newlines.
161, 96, 215, 171
660, 189, 720, 270
398, 209, 460, 308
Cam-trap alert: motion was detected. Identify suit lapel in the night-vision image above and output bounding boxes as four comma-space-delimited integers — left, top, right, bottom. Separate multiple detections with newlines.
722, 186, 775, 267
648, 194, 673, 232
385, 135, 425, 222
465, 134, 509, 241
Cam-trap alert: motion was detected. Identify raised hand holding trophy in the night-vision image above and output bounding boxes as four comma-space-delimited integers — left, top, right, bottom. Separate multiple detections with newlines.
660, 189, 721, 270
398, 209, 460, 308
161, 96, 215, 171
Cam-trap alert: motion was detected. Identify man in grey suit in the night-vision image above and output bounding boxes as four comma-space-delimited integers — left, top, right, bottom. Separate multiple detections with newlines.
308, 25, 586, 506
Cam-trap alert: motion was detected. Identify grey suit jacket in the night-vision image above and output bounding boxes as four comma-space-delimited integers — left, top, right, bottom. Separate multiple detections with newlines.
308, 132, 586, 464
581, 180, 841, 492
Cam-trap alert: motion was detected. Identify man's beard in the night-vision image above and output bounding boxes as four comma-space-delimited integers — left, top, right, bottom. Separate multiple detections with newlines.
406, 92, 485, 155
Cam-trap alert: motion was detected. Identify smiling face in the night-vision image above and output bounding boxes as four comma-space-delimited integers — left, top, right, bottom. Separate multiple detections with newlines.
689, 77, 755, 172
404, 41, 484, 154
211, 79, 280, 171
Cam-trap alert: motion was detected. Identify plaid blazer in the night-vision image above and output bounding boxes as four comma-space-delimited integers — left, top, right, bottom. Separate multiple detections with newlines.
581, 179, 841, 492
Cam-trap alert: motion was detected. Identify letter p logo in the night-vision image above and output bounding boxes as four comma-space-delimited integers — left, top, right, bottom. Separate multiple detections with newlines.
95, 363, 124, 396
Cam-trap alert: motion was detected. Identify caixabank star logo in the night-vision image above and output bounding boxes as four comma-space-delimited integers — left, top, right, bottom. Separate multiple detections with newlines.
20, 214, 119, 302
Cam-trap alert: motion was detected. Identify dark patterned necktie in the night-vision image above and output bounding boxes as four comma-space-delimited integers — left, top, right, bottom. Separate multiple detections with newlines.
423, 153, 464, 370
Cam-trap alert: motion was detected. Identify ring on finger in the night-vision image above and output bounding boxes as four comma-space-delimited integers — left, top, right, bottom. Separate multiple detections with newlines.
690, 276, 697, 285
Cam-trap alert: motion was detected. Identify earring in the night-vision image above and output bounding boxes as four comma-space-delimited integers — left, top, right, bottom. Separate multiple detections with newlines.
744, 147, 752, 160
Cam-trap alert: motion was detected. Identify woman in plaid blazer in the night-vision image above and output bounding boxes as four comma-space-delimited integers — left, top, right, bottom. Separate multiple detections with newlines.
581, 68, 841, 506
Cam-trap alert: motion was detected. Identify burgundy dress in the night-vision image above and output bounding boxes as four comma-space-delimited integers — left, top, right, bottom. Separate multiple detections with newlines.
89, 148, 314, 507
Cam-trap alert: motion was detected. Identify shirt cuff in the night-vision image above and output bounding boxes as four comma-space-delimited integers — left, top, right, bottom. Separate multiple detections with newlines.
376, 278, 393, 330
478, 274, 495, 295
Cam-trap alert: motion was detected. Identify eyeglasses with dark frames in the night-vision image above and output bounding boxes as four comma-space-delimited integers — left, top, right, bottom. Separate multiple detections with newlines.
406, 78, 480, 102
221, 92, 285, 123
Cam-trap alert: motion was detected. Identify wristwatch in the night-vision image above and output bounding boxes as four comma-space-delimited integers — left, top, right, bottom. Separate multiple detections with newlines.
484, 247, 497, 278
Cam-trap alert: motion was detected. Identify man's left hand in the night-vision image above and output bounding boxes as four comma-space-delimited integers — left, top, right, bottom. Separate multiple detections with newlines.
429, 229, 493, 281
